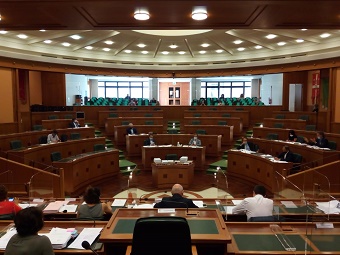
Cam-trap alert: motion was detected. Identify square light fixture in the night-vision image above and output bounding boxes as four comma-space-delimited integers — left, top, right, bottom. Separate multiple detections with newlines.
134, 9, 150, 20
192, 7, 207, 20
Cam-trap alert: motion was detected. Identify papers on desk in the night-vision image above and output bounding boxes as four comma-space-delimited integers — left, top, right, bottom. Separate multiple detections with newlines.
44, 201, 69, 213
281, 201, 298, 208
232, 200, 243, 205
193, 200, 204, 208
224, 206, 236, 214
68, 228, 102, 249
112, 199, 126, 207
33, 198, 44, 203
316, 200, 340, 214
18, 203, 38, 209
41, 228, 73, 249
133, 203, 155, 208
0, 228, 17, 250
58, 204, 78, 213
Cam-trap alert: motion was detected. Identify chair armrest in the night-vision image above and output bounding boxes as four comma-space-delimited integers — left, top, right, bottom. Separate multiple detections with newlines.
192, 245, 198, 255
125, 245, 132, 255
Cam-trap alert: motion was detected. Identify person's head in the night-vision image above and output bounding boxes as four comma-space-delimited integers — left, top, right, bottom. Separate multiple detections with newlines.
52, 129, 58, 137
14, 207, 44, 237
242, 137, 248, 143
0, 185, 8, 201
194, 133, 198, 140
282, 145, 290, 152
171, 184, 184, 196
129, 123, 133, 128
72, 118, 77, 123
317, 131, 325, 139
83, 186, 101, 204
253, 185, 266, 197
149, 134, 153, 139
289, 130, 296, 136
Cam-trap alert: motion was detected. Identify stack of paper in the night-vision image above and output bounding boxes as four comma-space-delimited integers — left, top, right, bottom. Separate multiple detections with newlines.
112, 199, 127, 207
41, 227, 72, 249
68, 228, 102, 249
44, 201, 68, 213
58, 204, 78, 213
0, 228, 17, 250
316, 200, 340, 214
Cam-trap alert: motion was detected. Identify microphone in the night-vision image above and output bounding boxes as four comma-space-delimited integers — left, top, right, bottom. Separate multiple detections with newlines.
139, 194, 149, 203
81, 241, 99, 255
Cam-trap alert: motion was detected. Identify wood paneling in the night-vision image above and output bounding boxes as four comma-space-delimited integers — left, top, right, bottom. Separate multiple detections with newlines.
41, 72, 66, 106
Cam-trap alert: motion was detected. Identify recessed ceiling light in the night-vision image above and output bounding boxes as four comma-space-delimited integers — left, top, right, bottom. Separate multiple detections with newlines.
162, 51, 169, 55
237, 47, 245, 51
320, 33, 331, 38
199, 50, 206, 54
277, 42, 286, 46
104, 40, 114, 45
134, 9, 150, 20
215, 49, 223, 53
0, 30, 8, 34
43, 40, 52, 44
85, 46, 93, 50
17, 34, 28, 39
254, 45, 263, 49
39, 29, 46, 32
124, 50, 132, 53
70, 35, 81, 40
233, 40, 243, 44
192, 7, 208, 20
169, 44, 178, 49
178, 51, 186, 55
266, 34, 277, 39
141, 51, 148, 54
103, 48, 110, 51
301, 28, 308, 31
296, 39, 304, 43
137, 43, 146, 48
201, 43, 210, 47
62, 42, 71, 47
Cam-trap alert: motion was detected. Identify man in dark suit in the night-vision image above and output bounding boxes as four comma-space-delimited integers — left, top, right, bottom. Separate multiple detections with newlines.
237, 137, 257, 152
154, 184, 198, 208
275, 145, 294, 162
69, 118, 80, 128
304, 131, 329, 148
143, 133, 156, 146
126, 123, 138, 135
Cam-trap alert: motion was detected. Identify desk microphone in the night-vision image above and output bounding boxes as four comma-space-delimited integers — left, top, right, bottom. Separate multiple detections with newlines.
81, 241, 99, 255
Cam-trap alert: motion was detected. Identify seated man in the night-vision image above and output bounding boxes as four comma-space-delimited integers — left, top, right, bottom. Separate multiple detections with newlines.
232, 185, 273, 221
237, 137, 257, 152
275, 145, 294, 162
188, 133, 201, 146
304, 131, 329, 148
126, 123, 138, 135
69, 118, 81, 128
47, 129, 60, 143
144, 133, 156, 146
154, 184, 198, 209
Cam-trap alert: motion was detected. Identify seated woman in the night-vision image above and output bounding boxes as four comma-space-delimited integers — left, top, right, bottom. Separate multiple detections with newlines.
5, 207, 54, 255
287, 130, 297, 142
77, 186, 112, 220
304, 131, 329, 148
0, 185, 22, 218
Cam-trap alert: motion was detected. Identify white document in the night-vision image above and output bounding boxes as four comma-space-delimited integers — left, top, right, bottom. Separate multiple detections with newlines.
316, 200, 340, 214
157, 208, 176, 213
224, 205, 236, 214
112, 199, 127, 207
58, 204, 78, 213
232, 200, 243, 205
193, 200, 204, 208
0, 228, 17, 250
41, 227, 72, 249
18, 203, 38, 209
65, 198, 77, 202
281, 201, 298, 208
44, 201, 68, 213
68, 228, 102, 249
133, 203, 155, 208
33, 198, 44, 203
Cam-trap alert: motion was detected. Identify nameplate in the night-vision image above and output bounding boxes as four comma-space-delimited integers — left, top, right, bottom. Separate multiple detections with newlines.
316, 222, 334, 229
158, 208, 176, 213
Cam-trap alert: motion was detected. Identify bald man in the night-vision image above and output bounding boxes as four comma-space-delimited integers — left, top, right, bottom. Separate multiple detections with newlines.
154, 184, 198, 208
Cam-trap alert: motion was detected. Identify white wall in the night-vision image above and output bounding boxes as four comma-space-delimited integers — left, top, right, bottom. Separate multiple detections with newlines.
261, 73, 283, 105
65, 74, 88, 106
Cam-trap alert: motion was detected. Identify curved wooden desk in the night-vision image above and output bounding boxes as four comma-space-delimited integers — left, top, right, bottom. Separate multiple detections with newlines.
263, 118, 307, 130
142, 145, 205, 171
114, 125, 164, 145
183, 117, 243, 134
184, 125, 233, 145
105, 117, 164, 135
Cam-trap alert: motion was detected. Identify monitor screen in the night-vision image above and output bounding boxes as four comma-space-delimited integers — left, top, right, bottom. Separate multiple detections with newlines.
76, 112, 85, 119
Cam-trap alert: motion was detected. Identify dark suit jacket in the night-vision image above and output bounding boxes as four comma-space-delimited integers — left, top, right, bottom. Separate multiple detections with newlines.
144, 138, 155, 146
69, 121, 80, 128
237, 142, 257, 152
315, 138, 328, 148
154, 194, 198, 208
126, 127, 138, 135
277, 151, 295, 162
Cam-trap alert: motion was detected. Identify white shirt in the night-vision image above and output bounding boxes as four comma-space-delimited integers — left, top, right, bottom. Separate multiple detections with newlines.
47, 133, 59, 143
232, 194, 273, 220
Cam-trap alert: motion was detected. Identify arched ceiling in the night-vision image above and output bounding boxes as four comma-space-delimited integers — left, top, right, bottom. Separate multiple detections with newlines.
0, 0, 339, 70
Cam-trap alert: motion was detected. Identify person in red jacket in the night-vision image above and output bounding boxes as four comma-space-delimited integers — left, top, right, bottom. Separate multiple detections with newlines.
0, 185, 22, 217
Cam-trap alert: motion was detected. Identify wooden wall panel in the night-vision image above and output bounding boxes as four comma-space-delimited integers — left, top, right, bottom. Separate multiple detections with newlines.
41, 72, 66, 106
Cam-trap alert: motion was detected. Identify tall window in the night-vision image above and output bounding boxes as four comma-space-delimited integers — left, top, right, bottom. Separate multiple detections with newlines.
98, 81, 149, 98
200, 81, 251, 98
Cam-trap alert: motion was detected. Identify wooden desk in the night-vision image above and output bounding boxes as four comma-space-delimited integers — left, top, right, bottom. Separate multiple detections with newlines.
7, 137, 106, 169
100, 208, 230, 255
114, 125, 164, 145
183, 110, 249, 127
263, 118, 307, 130
126, 134, 221, 157
227, 150, 293, 193
184, 125, 233, 145
31, 111, 76, 126
42, 119, 85, 130
98, 110, 164, 127
152, 162, 194, 189
0, 127, 95, 151
53, 149, 120, 196
183, 117, 242, 135
226, 222, 340, 254
248, 138, 340, 168
142, 145, 206, 171
106, 117, 164, 135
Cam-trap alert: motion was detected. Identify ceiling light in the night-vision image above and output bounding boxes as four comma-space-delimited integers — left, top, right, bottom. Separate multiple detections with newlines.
137, 43, 146, 48
199, 50, 206, 54
254, 45, 263, 49
162, 51, 169, 55
192, 7, 208, 20
169, 44, 178, 49
296, 39, 304, 43
178, 51, 186, 55
39, 29, 46, 32
233, 40, 243, 44
215, 49, 223, 53
70, 35, 81, 40
134, 9, 150, 20
141, 51, 148, 54
266, 34, 277, 39
277, 42, 286, 46
17, 34, 28, 39
124, 50, 132, 53
62, 42, 71, 47
320, 33, 330, 38
43, 40, 52, 44
0, 30, 8, 34
201, 43, 210, 47
237, 47, 245, 51
85, 46, 93, 50
104, 40, 114, 45
103, 48, 110, 51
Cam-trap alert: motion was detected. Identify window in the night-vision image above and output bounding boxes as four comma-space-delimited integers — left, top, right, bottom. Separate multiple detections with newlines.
201, 80, 251, 99
97, 81, 150, 99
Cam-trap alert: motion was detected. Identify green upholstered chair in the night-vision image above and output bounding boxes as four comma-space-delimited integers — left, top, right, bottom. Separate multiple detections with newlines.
328, 141, 337, 150
266, 133, 279, 140
60, 134, 68, 142
297, 136, 305, 143
218, 120, 227, 126
70, 133, 81, 140
273, 123, 284, 128
48, 115, 58, 120
38, 136, 48, 144
145, 121, 154, 125
50, 151, 62, 162
10, 140, 22, 150
298, 115, 309, 121
33, 125, 43, 131
222, 113, 231, 117
64, 114, 73, 119
168, 129, 178, 134
193, 113, 201, 117
275, 114, 285, 119
94, 144, 106, 152
191, 120, 201, 125
165, 154, 178, 160
305, 125, 316, 131
144, 113, 153, 117
196, 129, 207, 135
291, 153, 303, 173
109, 113, 118, 117
122, 121, 129, 125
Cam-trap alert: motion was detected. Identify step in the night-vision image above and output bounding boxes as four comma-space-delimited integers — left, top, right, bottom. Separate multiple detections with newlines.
206, 168, 227, 175
209, 159, 228, 170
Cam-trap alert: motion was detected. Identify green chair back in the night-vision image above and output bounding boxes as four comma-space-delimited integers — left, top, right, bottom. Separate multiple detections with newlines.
266, 133, 279, 140
51, 151, 62, 162
196, 129, 207, 135
305, 125, 316, 131
109, 113, 118, 118
328, 141, 337, 150
10, 140, 22, 150
275, 114, 285, 119
48, 115, 58, 120
33, 125, 43, 131
165, 154, 178, 160
218, 121, 227, 126
70, 133, 81, 140
274, 123, 284, 128
94, 144, 106, 152
168, 129, 178, 134
192, 120, 201, 125
145, 121, 154, 125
